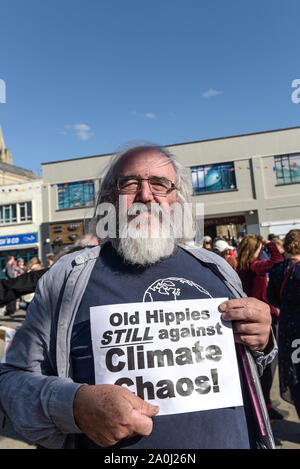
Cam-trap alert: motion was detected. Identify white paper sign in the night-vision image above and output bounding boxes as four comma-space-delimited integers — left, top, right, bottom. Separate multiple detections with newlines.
90, 298, 243, 416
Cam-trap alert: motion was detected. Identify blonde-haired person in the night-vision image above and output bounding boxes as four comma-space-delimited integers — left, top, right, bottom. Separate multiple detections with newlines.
25, 257, 44, 272
237, 234, 284, 420
267, 229, 300, 419
19, 257, 45, 310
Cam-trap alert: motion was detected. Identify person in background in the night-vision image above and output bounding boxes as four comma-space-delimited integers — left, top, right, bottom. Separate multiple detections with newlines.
74, 234, 99, 247
0, 240, 97, 312
271, 237, 285, 256
14, 258, 25, 277
4, 256, 16, 279
0, 269, 48, 309
19, 257, 45, 310
46, 253, 55, 268
25, 257, 44, 272
53, 235, 99, 263
213, 239, 238, 271
3, 256, 16, 317
13, 258, 26, 312
237, 234, 284, 421
202, 235, 212, 250
267, 229, 300, 419
237, 235, 244, 245
223, 236, 238, 259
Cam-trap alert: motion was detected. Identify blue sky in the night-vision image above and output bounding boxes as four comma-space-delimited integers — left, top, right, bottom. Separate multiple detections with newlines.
0, 0, 300, 174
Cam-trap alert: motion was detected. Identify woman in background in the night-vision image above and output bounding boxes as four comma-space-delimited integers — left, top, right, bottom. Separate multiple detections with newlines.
267, 229, 300, 419
213, 239, 238, 270
25, 257, 44, 273
14, 258, 25, 277
19, 257, 45, 310
237, 234, 284, 420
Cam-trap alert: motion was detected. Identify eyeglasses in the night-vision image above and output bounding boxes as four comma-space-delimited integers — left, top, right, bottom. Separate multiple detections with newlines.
116, 176, 177, 195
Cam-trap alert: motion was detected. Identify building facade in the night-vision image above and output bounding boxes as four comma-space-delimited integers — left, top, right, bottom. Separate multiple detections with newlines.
0, 127, 44, 276
41, 126, 300, 258
0, 180, 43, 277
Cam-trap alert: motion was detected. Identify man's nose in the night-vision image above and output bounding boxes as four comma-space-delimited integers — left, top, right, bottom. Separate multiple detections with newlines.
134, 180, 155, 203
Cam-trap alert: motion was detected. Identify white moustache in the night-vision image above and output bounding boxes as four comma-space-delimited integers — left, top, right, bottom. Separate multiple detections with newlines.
127, 203, 167, 218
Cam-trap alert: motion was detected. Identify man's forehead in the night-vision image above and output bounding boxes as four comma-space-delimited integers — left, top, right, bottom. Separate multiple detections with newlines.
114, 148, 174, 175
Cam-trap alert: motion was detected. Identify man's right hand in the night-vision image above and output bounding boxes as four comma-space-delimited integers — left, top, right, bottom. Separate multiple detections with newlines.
73, 384, 159, 447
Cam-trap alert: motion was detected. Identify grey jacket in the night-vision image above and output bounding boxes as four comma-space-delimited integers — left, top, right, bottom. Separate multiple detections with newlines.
0, 244, 277, 449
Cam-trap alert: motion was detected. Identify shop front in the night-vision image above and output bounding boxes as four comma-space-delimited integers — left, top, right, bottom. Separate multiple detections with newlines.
204, 215, 247, 243
0, 233, 39, 278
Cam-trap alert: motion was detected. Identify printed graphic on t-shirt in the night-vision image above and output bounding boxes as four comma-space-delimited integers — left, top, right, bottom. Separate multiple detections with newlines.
143, 277, 212, 302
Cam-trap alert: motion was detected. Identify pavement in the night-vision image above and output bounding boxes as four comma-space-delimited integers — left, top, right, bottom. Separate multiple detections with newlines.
0, 310, 299, 450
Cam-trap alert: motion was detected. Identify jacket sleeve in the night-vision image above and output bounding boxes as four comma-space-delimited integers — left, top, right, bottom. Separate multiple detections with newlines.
0, 265, 82, 449
250, 242, 283, 275
0, 269, 48, 307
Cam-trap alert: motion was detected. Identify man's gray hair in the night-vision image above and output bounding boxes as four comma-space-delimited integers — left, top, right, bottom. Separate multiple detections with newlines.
94, 144, 193, 209
91, 144, 196, 244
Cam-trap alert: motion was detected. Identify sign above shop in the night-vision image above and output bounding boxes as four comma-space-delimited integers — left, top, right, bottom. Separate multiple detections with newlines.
204, 216, 246, 228
0, 233, 38, 247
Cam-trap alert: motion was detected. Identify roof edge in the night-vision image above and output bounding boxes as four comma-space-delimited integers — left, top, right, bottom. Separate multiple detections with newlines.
42, 125, 300, 166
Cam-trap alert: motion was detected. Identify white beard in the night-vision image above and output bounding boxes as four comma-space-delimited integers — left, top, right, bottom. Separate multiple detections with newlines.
111, 203, 180, 266
112, 235, 176, 266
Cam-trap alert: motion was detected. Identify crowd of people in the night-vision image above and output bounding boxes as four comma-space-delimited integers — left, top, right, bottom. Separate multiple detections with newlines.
0, 237, 98, 315
203, 229, 300, 421
1, 254, 53, 316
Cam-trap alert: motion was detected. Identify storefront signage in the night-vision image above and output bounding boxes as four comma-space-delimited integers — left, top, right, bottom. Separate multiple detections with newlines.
204, 216, 245, 228
0, 233, 38, 247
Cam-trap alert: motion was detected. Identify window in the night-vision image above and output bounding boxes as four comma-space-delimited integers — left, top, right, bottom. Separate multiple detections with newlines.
19, 202, 32, 222
191, 162, 237, 194
0, 202, 32, 224
0, 204, 17, 224
57, 180, 95, 210
275, 154, 300, 185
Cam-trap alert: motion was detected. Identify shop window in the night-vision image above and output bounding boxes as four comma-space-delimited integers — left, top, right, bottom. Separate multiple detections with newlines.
191, 162, 237, 194
274, 154, 300, 185
57, 180, 95, 210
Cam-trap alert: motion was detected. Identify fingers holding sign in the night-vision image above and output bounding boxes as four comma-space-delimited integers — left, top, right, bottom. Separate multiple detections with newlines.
73, 384, 159, 447
219, 297, 271, 352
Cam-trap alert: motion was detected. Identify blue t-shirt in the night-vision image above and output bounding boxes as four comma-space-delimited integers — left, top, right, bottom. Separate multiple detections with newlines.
71, 243, 256, 449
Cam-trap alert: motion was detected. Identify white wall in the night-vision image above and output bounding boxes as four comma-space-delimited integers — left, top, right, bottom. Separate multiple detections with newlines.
0, 180, 43, 256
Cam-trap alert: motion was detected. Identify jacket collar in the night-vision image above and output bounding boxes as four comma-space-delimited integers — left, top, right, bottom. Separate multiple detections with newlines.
72, 242, 216, 265
73, 245, 101, 265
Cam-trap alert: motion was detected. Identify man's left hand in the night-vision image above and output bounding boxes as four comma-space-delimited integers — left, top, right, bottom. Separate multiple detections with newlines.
219, 297, 271, 352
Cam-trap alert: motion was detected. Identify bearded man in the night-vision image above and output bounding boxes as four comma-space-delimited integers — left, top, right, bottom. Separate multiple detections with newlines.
0, 145, 276, 449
